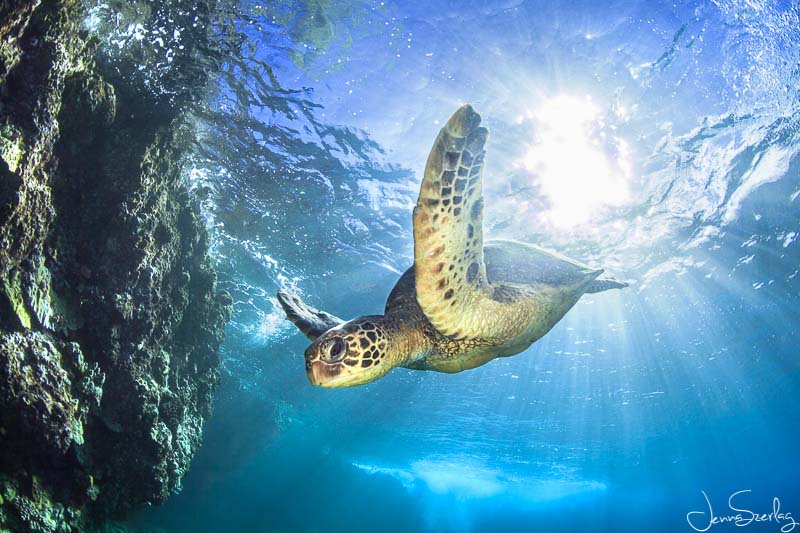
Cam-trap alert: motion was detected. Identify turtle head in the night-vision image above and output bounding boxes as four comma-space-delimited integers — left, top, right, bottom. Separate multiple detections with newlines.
304, 316, 392, 388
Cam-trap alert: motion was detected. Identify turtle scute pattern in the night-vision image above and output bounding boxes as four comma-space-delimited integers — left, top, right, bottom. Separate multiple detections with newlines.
340, 320, 389, 368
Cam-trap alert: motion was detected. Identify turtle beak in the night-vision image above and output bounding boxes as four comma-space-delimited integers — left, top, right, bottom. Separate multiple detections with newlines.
306, 360, 345, 388
304, 343, 322, 385
305, 342, 340, 387
306, 360, 322, 386
307, 361, 324, 386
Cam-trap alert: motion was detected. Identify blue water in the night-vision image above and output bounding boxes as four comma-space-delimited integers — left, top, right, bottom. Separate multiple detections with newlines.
98, 0, 800, 531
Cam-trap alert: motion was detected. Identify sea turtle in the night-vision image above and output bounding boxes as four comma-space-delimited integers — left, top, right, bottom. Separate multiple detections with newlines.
277, 105, 628, 388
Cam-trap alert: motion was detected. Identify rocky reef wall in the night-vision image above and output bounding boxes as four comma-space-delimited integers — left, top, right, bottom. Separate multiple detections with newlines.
0, 0, 232, 531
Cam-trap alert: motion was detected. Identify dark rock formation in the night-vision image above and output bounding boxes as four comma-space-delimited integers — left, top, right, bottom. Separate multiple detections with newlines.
0, 0, 232, 531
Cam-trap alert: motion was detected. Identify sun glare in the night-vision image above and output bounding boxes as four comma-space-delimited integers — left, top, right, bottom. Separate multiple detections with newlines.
520, 95, 631, 228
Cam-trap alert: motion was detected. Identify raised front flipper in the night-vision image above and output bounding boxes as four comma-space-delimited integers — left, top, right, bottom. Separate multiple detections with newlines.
277, 289, 343, 340
413, 105, 541, 341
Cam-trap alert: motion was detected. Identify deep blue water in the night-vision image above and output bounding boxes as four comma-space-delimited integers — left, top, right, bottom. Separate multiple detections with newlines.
92, 0, 800, 531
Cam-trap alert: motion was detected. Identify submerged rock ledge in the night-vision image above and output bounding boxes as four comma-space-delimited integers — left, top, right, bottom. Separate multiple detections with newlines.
0, 0, 232, 530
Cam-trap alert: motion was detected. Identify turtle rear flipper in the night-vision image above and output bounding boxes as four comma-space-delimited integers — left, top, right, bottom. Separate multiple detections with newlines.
277, 289, 343, 340
584, 278, 630, 294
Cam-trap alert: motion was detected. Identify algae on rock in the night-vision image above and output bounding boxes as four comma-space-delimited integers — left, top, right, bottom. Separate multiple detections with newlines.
0, 0, 232, 531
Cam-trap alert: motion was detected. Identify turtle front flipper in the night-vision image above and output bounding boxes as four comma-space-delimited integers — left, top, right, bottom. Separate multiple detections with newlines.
413, 105, 541, 341
277, 289, 343, 340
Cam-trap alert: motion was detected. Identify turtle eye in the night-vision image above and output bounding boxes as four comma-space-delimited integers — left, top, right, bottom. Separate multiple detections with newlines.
328, 338, 345, 360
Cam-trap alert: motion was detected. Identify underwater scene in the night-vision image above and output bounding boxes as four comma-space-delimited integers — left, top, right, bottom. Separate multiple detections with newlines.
0, 0, 798, 532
